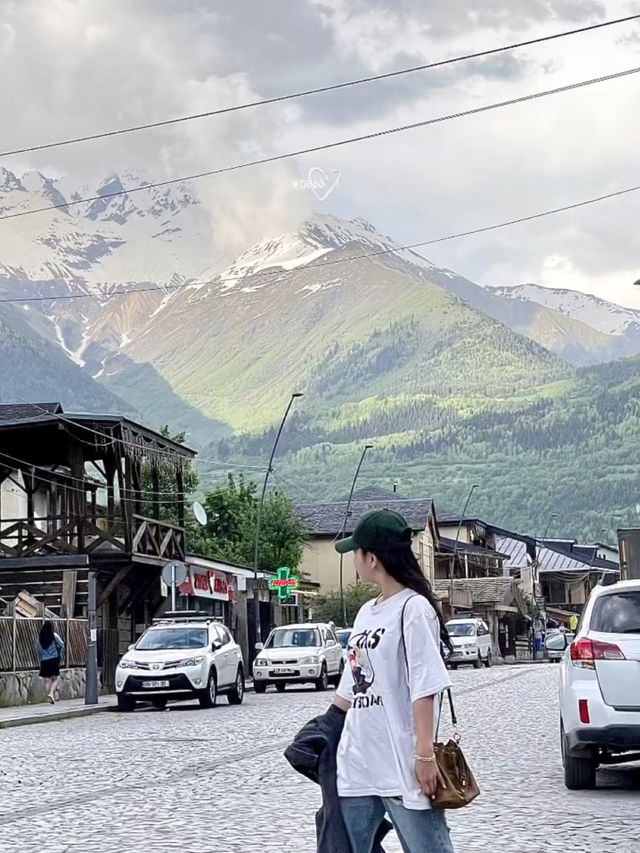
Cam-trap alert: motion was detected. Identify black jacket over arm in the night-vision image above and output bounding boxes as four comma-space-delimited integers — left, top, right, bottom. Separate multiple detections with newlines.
285, 705, 390, 853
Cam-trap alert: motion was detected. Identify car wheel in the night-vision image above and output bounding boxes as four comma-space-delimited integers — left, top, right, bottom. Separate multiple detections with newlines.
332, 660, 345, 687
198, 670, 217, 708
276, 682, 287, 693
254, 681, 267, 694
315, 664, 329, 692
473, 653, 482, 669
484, 650, 492, 668
227, 668, 245, 705
151, 698, 167, 710
561, 720, 597, 789
117, 694, 136, 713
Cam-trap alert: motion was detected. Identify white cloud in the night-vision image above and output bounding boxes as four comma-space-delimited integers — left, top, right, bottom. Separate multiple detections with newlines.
1, 0, 639, 304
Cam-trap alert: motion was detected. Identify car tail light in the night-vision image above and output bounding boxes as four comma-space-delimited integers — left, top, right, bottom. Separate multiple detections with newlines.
578, 699, 590, 724
570, 637, 626, 668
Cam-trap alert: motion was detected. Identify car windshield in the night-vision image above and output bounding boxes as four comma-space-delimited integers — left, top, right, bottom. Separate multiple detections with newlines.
337, 631, 351, 648
591, 592, 640, 634
266, 628, 321, 649
136, 628, 208, 650
447, 623, 476, 637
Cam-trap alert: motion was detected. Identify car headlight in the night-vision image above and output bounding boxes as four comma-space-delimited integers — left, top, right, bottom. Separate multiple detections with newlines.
255, 658, 269, 667
118, 660, 138, 669
176, 656, 205, 668
299, 656, 319, 665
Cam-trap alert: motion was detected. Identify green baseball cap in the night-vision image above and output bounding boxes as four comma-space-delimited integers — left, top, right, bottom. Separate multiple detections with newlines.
335, 508, 413, 554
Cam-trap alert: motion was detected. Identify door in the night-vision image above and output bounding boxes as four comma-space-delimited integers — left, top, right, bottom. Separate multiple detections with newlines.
324, 627, 342, 675
589, 589, 640, 708
212, 625, 235, 687
480, 621, 491, 658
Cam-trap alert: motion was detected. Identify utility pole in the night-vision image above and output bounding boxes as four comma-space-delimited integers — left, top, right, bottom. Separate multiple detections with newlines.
451, 484, 478, 618
85, 570, 99, 705
252, 393, 303, 648
338, 445, 373, 626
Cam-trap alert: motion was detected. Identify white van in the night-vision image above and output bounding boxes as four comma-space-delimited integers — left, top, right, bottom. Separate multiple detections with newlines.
445, 617, 492, 668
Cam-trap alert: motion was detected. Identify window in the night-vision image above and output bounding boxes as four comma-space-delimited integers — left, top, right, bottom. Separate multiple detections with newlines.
591, 592, 640, 634
218, 625, 233, 645
265, 628, 321, 649
446, 623, 476, 637
136, 628, 208, 650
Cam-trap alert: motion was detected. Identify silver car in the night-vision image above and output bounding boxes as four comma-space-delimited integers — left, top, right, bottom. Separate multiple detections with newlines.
253, 623, 344, 693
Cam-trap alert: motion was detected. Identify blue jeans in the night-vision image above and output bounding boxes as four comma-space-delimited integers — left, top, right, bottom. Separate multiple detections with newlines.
340, 796, 454, 853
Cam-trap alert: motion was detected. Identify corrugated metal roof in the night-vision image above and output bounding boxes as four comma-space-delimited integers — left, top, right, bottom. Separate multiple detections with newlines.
295, 487, 446, 536
433, 577, 516, 605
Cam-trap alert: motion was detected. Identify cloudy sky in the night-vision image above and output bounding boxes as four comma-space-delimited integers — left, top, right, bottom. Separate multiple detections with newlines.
1, 0, 640, 305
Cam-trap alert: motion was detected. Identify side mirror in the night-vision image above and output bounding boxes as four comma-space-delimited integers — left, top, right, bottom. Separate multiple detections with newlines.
212, 640, 222, 651
255, 642, 264, 651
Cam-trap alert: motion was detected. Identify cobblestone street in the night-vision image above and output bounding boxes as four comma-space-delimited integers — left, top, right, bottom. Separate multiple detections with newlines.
1, 664, 638, 852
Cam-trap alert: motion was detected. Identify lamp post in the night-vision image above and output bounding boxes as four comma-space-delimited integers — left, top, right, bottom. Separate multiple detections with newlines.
542, 512, 557, 542
338, 444, 373, 627
450, 484, 479, 617
252, 393, 303, 646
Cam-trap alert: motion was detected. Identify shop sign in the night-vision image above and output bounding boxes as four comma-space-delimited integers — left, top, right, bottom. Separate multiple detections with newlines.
190, 568, 230, 601
269, 567, 299, 601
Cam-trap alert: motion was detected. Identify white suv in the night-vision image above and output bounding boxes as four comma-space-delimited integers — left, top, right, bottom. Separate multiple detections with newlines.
559, 579, 640, 789
115, 618, 244, 711
253, 623, 344, 693
445, 617, 492, 668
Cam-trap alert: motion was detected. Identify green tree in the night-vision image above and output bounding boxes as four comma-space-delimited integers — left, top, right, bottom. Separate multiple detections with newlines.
141, 426, 199, 524
188, 473, 305, 574
312, 581, 378, 627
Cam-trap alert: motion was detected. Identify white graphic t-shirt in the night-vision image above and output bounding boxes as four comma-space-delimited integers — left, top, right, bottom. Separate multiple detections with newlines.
336, 588, 451, 810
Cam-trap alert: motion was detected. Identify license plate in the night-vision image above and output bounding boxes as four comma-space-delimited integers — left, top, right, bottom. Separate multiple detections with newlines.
273, 668, 295, 675
143, 680, 170, 688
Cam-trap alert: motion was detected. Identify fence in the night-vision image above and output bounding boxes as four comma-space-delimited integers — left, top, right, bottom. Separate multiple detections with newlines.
0, 617, 87, 672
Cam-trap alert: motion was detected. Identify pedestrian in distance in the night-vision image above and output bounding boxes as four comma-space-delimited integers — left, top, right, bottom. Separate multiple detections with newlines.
36, 620, 64, 704
331, 509, 457, 853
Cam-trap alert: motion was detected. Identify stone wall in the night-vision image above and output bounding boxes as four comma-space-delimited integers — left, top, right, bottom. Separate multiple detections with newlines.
0, 668, 101, 707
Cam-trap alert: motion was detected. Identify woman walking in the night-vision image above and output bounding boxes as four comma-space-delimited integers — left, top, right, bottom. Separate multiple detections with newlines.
333, 508, 456, 853
37, 621, 64, 704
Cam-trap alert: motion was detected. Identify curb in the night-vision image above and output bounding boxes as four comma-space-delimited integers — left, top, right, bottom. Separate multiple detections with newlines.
0, 682, 257, 729
0, 702, 114, 730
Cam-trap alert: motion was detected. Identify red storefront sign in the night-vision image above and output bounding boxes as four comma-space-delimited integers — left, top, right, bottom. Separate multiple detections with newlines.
189, 568, 230, 601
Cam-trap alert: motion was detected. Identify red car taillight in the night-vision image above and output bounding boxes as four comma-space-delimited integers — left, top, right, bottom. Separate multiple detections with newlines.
570, 637, 626, 668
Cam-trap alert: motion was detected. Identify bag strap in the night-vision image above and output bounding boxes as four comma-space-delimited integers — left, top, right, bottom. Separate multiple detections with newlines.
400, 594, 457, 737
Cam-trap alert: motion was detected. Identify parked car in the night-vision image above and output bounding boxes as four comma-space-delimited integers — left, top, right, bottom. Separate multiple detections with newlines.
253, 622, 344, 693
115, 618, 244, 712
545, 630, 574, 662
336, 628, 352, 664
445, 617, 492, 668
559, 579, 640, 789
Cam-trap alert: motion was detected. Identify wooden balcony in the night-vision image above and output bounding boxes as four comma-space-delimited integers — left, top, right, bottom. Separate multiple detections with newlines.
0, 513, 185, 561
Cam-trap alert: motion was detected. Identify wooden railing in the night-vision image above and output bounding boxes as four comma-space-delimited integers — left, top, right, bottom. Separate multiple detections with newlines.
0, 514, 185, 560
0, 616, 87, 672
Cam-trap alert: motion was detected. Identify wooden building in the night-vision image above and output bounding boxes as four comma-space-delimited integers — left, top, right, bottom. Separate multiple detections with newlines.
0, 403, 195, 690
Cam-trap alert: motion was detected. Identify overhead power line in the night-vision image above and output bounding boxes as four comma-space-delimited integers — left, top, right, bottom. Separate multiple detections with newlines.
8, 399, 267, 472
1, 13, 638, 159
1, 64, 639, 225
0, 179, 638, 306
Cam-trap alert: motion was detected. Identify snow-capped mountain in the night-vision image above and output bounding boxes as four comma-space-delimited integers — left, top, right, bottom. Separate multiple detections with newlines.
488, 283, 640, 336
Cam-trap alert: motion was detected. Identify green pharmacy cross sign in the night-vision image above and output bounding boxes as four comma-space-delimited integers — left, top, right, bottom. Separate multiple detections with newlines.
269, 567, 300, 601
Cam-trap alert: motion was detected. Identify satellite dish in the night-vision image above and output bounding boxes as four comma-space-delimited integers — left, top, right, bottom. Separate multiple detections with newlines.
192, 501, 208, 526
161, 561, 188, 587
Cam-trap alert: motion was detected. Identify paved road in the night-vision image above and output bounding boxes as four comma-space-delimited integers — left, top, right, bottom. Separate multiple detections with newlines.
1, 665, 638, 852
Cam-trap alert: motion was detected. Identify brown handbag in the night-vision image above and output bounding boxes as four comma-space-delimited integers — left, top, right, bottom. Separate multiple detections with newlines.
400, 597, 480, 810
430, 690, 480, 809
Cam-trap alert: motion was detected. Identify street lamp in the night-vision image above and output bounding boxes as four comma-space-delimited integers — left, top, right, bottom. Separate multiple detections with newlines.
450, 484, 479, 616
542, 513, 557, 542
338, 444, 373, 627
252, 393, 303, 645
